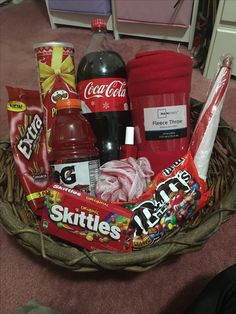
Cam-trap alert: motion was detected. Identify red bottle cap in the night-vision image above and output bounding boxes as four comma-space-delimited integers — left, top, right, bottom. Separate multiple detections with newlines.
120, 127, 138, 159
91, 18, 107, 31
56, 98, 81, 110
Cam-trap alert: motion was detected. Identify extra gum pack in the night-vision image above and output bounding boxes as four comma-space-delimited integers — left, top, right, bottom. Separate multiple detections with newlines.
41, 184, 134, 252
7, 87, 50, 215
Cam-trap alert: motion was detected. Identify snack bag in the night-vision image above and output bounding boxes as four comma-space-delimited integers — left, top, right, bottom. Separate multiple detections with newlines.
6, 87, 50, 215
121, 152, 211, 249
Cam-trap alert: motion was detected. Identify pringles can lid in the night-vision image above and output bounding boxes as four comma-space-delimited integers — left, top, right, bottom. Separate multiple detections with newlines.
33, 41, 74, 49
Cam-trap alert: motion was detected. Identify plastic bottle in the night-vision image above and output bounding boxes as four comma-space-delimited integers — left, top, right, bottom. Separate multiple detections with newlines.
77, 18, 131, 165
48, 98, 100, 196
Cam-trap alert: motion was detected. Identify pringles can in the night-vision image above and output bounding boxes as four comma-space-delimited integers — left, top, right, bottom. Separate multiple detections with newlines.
33, 42, 77, 148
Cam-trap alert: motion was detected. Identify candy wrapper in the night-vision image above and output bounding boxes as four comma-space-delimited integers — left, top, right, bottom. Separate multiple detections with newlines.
41, 184, 134, 252
6, 87, 50, 215
95, 157, 154, 202
121, 152, 211, 249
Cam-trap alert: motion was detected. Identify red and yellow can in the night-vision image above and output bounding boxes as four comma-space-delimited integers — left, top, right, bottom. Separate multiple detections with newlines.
33, 42, 78, 147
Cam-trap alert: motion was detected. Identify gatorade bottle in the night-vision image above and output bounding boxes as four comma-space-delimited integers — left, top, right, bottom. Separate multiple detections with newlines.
48, 98, 100, 196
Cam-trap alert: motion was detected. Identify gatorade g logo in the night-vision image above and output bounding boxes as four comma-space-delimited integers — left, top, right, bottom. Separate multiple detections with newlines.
53, 165, 76, 185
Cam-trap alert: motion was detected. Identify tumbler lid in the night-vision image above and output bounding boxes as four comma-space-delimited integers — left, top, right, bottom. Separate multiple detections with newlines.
56, 99, 81, 110
91, 18, 107, 30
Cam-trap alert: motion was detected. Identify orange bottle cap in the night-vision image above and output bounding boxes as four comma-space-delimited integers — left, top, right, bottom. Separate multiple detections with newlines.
56, 99, 81, 110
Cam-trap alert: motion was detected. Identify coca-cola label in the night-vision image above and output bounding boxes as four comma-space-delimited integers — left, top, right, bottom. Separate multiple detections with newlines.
78, 78, 129, 113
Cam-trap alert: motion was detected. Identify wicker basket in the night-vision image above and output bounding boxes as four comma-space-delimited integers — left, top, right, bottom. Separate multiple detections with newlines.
0, 100, 236, 272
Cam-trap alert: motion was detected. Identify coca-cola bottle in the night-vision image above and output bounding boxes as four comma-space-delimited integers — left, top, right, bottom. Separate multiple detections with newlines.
77, 18, 131, 165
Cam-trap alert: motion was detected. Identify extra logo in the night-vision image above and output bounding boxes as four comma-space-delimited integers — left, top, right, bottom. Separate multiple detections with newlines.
17, 114, 43, 160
